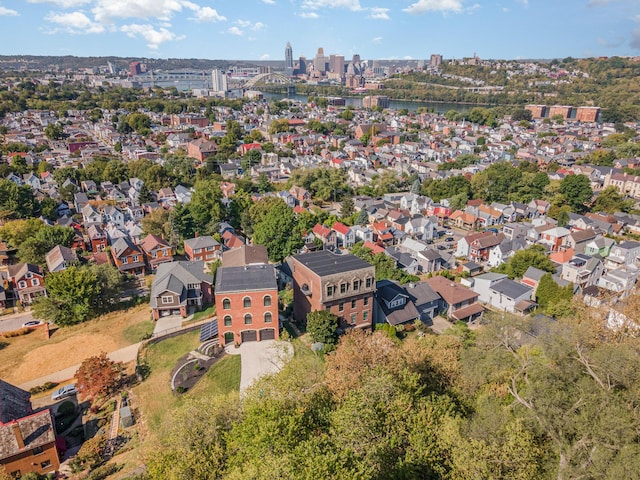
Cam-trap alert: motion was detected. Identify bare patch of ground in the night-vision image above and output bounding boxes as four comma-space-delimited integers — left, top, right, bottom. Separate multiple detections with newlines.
0, 305, 150, 385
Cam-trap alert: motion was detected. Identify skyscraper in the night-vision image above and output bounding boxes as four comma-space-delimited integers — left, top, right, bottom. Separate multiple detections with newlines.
285, 42, 293, 77
314, 47, 326, 73
211, 68, 228, 93
298, 56, 307, 75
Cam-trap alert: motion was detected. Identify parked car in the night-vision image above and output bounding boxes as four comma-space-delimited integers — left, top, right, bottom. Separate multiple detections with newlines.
445, 237, 455, 242
22, 320, 43, 328
51, 384, 78, 401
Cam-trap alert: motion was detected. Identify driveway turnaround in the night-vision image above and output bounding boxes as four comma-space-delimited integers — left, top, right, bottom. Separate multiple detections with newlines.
225, 340, 293, 394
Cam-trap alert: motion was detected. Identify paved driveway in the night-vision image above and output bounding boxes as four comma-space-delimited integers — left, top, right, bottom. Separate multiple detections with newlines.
226, 340, 293, 394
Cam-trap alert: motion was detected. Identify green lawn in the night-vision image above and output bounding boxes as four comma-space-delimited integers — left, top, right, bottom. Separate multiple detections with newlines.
134, 331, 241, 440
189, 355, 241, 397
185, 304, 216, 324
122, 320, 155, 344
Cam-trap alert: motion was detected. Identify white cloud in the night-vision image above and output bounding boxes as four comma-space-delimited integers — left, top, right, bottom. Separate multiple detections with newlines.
298, 11, 319, 18
235, 19, 251, 27
371, 36, 383, 44
27, 0, 91, 7
301, 0, 362, 11
121, 23, 184, 48
502, 7, 510, 12
186, 4, 226, 22
368, 7, 390, 19
233, 20, 264, 31
227, 26, 243, 35
252, 21, 265, 30
260, 53, 271, 60
403, 55, 413, 59
93, 0, 185, 23
403, 0, 463, 15
45, 11, 105, 33
261, 0, 275, 3
0, 6, 18, 15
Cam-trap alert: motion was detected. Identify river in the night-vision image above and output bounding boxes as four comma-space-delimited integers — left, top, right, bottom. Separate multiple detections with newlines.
261, 91, 481, 114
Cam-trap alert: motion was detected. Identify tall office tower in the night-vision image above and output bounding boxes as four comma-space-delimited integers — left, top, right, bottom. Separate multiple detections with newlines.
330, 55, 345, 76
430, 54, 442, 67
352, 54, 361, 64
211, 68, 228, 93
314, 47, 326, 73
129, 61, 141, 76
284, 42, 294, 77
298, 56, 307, 75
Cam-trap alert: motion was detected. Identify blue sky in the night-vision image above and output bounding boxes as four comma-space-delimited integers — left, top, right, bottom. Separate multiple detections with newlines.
0, 0, 639, 60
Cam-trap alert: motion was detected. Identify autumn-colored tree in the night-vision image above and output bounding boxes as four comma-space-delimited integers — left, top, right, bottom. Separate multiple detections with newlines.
75, 353, 122, 401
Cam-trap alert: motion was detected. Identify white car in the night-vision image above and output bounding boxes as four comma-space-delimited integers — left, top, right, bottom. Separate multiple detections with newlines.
22, 320, 43, 328
51, 384, 78, 401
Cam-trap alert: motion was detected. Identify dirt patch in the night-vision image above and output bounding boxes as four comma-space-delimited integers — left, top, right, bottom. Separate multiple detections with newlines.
0, 305, 150, 385
8, 334, 120, 384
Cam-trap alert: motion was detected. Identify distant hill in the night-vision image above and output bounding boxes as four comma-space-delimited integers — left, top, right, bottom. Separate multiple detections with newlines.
0, 55, 285, 72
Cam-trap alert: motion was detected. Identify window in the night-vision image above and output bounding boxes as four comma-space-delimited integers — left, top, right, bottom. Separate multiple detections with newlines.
32, 446, 44, 455
161, 296, 173, 304
365, 277, 372, 289
25, 272, 32, 279
40, 460, 51, 469
132, 255, 139, 263
264, 312, 273, 323
223, 298, 231, 310
363, 311, 369, 322
326, 285, 334, 296
350, 313, 357, 325
339, 302, 344, 312
353, 279, 360, 291
351, 299, 356, 309
340, 283, 347, 294
364, 296, 370, 306
243, 297, 251, 308
263, 295, 272, 307
32, 278, 39, 286
18, 281, 27, 289
224, 315, 232, 326
244, 314, 253, 325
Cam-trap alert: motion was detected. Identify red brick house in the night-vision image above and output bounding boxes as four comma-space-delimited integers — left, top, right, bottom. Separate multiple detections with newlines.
0, 380, 60, 478
184, 236, 221, 263
140, 234, 174, 271
149, 261, 213, 319
110, 237, 145, 275
469, 233, 505, 263
187, 138, 217, 163
215, 264, 279, 346
87, 225, 107, 253
292, 250, 376, 330
8, 264, 46, 305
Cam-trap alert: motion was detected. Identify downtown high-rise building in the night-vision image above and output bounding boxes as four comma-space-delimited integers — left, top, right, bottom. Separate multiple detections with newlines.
298, 56, 307, 75
211, 68, 228, 93
314, 47, 326, 73
285, 42, 294, 77
330, 55, 345, 76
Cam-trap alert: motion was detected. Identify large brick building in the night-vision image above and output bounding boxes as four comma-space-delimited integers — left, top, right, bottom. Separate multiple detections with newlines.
0, 380, 60, 478
291, 250, 376, 330
215, 264, 279, 346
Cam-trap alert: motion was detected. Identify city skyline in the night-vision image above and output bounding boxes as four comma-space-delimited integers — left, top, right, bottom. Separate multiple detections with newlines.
0, 1, 638, 60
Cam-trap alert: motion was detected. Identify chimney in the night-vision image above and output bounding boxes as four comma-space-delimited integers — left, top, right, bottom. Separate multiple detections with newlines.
195, 231, 199, 238
12, 423, 25, 449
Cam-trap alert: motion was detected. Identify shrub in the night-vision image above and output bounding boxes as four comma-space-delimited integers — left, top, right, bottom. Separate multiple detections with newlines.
176, 386, 187, 394
30, 381, 58, 395
85, 463, 123, 480
2, 327, 31, 338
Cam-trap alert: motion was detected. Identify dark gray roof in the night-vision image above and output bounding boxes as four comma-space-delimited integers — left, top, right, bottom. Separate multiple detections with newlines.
150, 261, 213, 307
406, 281, 440, 305
523, 266, 548, 281
0, 380, 31, 424
293, 250, 372, 277
375, 280, 420, 326
490, 278, 533, 300
215, 264, 277, 293
0, 410, 55, 461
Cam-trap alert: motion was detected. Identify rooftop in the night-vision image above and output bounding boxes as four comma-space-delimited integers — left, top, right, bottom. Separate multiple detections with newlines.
293, 250, 373, 277
215, 264, 277, 293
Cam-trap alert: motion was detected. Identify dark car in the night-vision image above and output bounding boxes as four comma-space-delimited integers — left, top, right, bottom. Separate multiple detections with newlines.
445, 237, 454, 242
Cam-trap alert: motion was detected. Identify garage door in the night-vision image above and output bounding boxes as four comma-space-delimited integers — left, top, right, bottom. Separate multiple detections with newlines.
259, 329, 275, 341
241, 330, 257, 343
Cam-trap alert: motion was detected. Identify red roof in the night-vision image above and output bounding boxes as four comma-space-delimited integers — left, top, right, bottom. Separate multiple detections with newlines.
293, 205, 307, 214
332, 222, 350, 235
363, 241, 385, 254
312, 223, 332, 238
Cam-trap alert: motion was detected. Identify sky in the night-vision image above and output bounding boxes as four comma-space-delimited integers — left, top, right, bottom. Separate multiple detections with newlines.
0, 0, 639, 61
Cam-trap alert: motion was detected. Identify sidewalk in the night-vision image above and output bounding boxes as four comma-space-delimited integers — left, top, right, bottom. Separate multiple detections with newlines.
19, 342, 142, 391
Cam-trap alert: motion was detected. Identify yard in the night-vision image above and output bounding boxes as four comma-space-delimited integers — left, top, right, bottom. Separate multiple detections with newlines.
109, 331, 240, 476
0, 305, 151, 385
